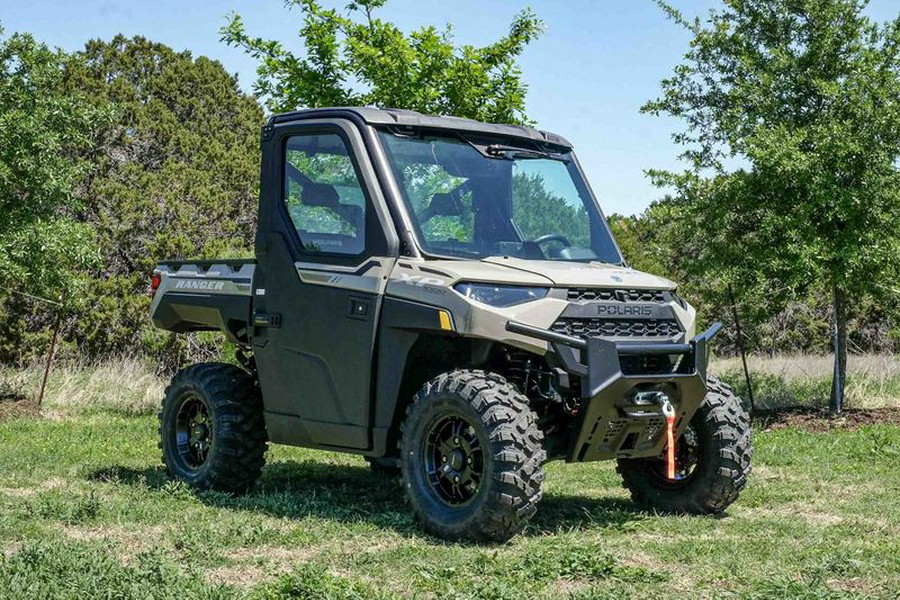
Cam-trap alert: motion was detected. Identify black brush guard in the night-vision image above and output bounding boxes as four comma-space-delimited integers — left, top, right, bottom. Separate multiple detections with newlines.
506, 320, 722, 462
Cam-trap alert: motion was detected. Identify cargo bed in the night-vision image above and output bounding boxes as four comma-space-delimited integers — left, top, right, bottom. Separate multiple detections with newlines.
150, 260, 256, 344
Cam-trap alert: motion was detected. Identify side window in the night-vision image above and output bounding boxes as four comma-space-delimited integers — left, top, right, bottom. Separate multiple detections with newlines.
283, 133, 367, 255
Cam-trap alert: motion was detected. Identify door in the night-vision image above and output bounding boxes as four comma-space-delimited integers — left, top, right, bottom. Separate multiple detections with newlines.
252, 119, 397, 450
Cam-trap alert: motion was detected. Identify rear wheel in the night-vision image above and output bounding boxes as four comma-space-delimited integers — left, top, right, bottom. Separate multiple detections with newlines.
159, 363, 267, 493
616, 376, 751, 514
399, 370, 546, 542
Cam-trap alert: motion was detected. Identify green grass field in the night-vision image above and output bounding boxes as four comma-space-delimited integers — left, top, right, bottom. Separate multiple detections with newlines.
1, 359, 899, 598
1, 406, 898, 598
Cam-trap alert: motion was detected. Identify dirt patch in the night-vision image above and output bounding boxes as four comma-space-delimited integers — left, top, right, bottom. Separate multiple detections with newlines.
619, 550, 666, 571
204, 545, 320, 586
0, 392, 38, 422
206, 546, 321, 586
756, 407, 900, 432
3, 542, 22, 556
827, 577, 881, 595
58, 524, 166, 564
0, 486, 36, 498
551, 578, 593, 596
227, 545, 318, 566
743, 504, 844, 526
0, 477, 67, 498
206, 564, 271, 587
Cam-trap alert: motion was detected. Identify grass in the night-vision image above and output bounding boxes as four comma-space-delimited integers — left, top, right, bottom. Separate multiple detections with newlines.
4, 354, 899, 418
713, 354, 900, 411
0, 359, 899, 598
0, 357, 164, 416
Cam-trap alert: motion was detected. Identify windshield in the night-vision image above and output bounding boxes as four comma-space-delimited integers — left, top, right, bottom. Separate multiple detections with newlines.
377, 130, 623, 263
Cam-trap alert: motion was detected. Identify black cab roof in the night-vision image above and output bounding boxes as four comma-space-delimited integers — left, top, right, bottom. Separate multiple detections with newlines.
269, 107, 573, 149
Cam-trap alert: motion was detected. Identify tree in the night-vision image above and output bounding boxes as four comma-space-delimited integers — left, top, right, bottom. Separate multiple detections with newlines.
221, 0, 543, 124
58, 36, 264, 362
0, 27, 108, 301
644, 0, 900, 412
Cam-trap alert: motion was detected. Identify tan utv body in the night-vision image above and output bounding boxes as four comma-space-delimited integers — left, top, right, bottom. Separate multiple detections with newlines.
149, 107, 752, 541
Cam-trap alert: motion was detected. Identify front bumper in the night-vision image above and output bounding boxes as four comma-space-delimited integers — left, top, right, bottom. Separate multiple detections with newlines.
505, 320, 722, 462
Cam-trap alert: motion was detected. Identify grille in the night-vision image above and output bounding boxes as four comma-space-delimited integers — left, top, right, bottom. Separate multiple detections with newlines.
619, 354, 675, 375
601, 420, 626, 444
551, 317, 682, 339
643, 419, 665, 442
566, 288, 667, 303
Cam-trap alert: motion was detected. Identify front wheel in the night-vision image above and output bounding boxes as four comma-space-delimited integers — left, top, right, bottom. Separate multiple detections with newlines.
616, 376, 752, 514
399, 370, 546, 542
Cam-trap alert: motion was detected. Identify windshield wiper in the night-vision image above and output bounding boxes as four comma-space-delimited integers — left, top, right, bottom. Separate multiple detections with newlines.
456, 135, 569, 161
484, 144, 568, 161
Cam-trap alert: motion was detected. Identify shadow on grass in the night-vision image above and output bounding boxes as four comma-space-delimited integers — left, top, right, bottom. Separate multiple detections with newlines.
87, 461, 647, 539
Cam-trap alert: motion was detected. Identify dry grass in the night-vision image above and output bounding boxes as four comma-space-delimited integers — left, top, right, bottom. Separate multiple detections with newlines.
712, 354, 900, 381
2, 354, 898, 417
0, 358, 164, 417
712, 354, 900, 410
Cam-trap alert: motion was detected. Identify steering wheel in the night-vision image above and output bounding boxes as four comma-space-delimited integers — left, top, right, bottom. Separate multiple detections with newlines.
531, 234, 572, 247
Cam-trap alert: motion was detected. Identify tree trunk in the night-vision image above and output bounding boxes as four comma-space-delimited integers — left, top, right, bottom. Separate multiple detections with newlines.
727, 285, 754, 414
829, 285, 847, 414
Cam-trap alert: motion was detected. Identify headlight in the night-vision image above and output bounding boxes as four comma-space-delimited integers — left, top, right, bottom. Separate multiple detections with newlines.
454, 283, 549, 307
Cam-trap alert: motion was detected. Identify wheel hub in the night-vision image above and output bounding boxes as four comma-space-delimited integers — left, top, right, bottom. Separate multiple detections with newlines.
175, 396, 213, 469
190, 422, 208, 442
424, 414, 484, 506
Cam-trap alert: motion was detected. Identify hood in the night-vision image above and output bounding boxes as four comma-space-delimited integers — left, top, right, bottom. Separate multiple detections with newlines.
421, 257, 677, 289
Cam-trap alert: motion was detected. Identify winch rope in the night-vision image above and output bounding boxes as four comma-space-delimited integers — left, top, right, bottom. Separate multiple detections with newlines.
661, 398, 676, 480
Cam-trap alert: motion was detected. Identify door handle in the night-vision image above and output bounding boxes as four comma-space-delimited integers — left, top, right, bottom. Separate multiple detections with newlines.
253, 312, 281, 328
347, 297, 371, 320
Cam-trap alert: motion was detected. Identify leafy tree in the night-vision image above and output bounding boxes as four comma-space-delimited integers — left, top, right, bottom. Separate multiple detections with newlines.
389, 162, 471, 242
0, 28, 108, 301
644, 0, 900, 412
221, 0, 543, 124
57, 36, 265, 362
607, 211, 669, 280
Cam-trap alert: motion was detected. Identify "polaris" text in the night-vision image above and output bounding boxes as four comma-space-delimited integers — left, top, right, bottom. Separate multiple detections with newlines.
597, 305, 653, 317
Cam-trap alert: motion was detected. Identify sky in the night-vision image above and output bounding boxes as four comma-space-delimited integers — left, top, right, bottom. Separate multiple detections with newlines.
2, 0, 897, 216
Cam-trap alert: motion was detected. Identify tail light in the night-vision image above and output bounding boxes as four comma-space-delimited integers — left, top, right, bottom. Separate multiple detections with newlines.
148, 273, 161, 297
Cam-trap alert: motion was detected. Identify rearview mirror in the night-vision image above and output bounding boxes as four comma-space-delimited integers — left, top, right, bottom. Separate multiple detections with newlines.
429, 192, 462, 217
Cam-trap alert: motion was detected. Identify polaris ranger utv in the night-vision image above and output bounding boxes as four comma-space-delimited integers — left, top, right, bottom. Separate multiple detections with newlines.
149, 107, 751, 541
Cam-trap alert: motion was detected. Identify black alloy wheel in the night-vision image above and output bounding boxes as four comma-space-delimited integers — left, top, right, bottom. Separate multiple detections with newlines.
159, 362, 268, 493
423, 413, 484, 506
174, 394, 213, 469
399, 370, 546, 542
